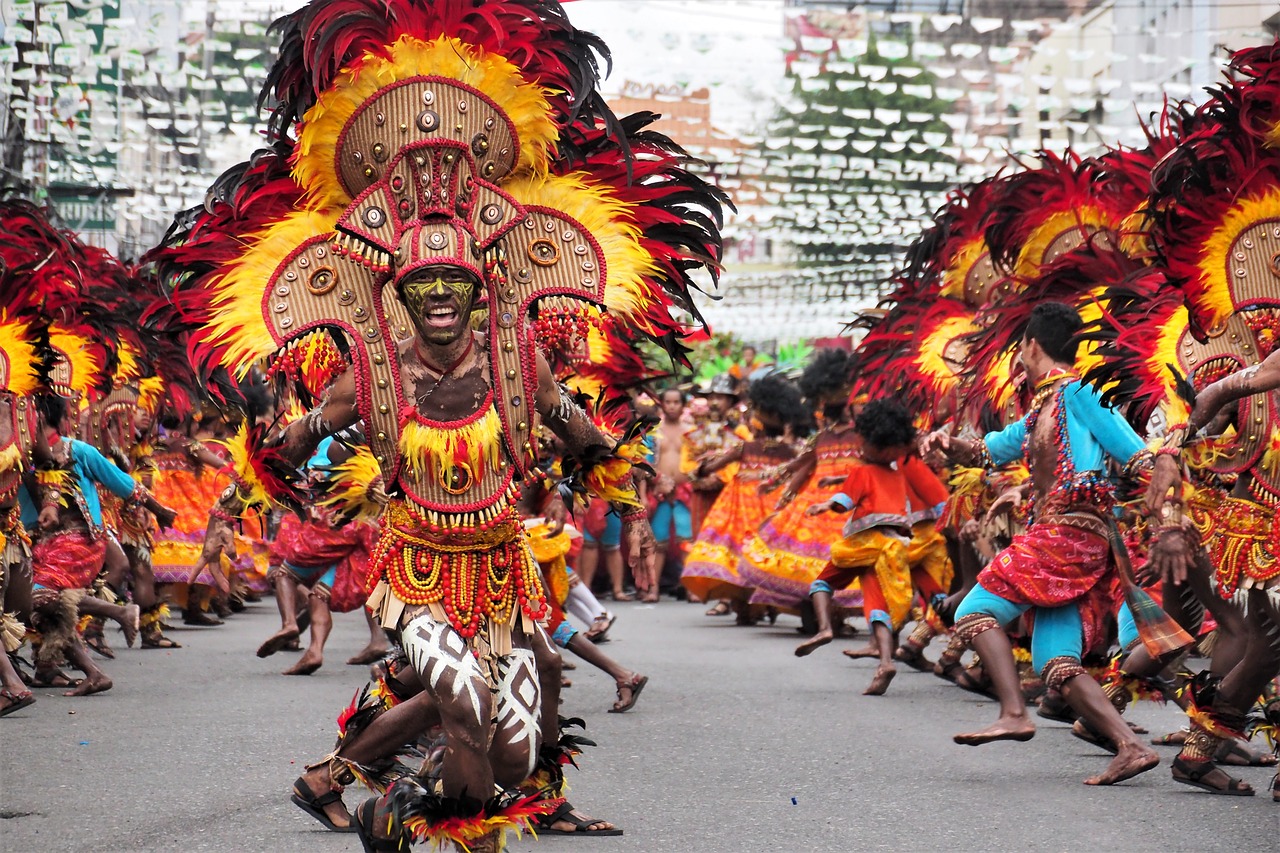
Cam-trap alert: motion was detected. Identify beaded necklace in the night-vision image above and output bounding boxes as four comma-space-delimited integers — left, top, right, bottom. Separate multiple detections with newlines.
1021, 370, 1118, 520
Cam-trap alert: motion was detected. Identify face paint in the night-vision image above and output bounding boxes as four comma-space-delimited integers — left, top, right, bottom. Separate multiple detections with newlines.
402, 269, 475, 317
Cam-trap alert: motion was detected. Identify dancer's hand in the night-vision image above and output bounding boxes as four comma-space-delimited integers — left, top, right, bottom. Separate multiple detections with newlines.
543, 498, 567, 537
1144, 453, 1181, 517
1148, 528, 1190, 587
37, 504, 59, 530
983, 486, 1025, 525
817, 475, 844, 488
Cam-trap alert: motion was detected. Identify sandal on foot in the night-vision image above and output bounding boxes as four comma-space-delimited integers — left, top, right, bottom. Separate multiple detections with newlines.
290, 777, 356, 833
1036, 693, 1076, 724
536, 801, 624, 836
608, 674, 648, 713
1272, 773, 1280, 803
705, 601, 731, 616
141, 634, 181, 649
584, 613, 616, 643
611, 590, 635, 602
354, 797, 409, 852
31, 670, 81, 689
85, 633, 115, 660
1070, 719, 1118, 754
1170, 756, 1254, 796
893, 644, 933, 672
1215, 737, 1279, 767
0, 689, 35, 717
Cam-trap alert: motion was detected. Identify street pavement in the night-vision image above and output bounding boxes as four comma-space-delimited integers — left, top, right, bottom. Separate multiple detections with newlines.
2, 599, 1277, 852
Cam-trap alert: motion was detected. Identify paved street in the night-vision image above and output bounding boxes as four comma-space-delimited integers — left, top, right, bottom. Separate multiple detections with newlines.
2, 600, 1277, 852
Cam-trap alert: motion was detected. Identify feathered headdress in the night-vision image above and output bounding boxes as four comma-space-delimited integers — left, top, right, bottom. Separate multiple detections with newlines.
150, 0, 727, 484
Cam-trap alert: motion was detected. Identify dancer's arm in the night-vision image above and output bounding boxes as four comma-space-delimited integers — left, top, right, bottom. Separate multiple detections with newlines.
1187, 349, 1280, 432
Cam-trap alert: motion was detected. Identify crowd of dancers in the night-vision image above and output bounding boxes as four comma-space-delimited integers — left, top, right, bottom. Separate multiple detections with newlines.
3, 0, 1280, 849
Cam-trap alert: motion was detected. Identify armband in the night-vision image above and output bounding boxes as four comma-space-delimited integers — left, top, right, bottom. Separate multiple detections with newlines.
830, 492, 854, 512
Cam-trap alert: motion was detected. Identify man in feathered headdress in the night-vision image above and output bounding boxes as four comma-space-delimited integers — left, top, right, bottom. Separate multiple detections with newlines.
150, 0, 726, 846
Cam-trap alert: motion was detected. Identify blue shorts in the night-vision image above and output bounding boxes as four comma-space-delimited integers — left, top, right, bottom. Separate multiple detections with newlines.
955, 581, 1084, 674
284, 561, 337, 590
582, 511, 622, 549
651, 499, 692, 544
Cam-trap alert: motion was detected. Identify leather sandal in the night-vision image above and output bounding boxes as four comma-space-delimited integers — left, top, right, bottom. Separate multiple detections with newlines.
0, 688, 35, 717
290, 776, 356, 832
354, 797, 410, 853
1171, 756, 1254, 796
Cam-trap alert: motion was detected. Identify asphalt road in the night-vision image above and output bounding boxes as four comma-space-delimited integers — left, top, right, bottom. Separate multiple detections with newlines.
2, 600, 1277, 852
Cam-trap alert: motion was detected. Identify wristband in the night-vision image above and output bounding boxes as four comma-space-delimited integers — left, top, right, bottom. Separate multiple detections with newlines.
830, 492, 854, 512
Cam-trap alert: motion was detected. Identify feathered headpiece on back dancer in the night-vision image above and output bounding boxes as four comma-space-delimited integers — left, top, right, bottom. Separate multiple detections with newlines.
1130, 41, 1280, 503
960, 154, 1135, 425
931, 175, 1004, 309
0, 200, 89, 405
148, 0, 729, 487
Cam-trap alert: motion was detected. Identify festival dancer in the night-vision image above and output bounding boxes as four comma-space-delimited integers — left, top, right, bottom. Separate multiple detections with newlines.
922, 302, 1183, 786
257, 435, 381, 675
152, 1, 726, 846
740, 348, 864, 619
682, 374, 751, 613
793, 399, 922, 695
25, 394, 177, 695
1157, 347, 1280, 797
681, 374, 806, 622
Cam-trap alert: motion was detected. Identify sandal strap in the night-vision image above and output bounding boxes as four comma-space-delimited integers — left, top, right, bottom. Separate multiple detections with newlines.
539, 800, 575, 826
310, 788, 345, 808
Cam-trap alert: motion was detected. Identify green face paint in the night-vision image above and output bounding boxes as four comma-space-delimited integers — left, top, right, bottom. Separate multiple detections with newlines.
401, 268, 476, 318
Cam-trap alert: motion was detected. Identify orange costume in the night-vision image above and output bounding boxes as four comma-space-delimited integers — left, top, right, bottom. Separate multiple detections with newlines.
681, 437, 799, 604
740, 425, 863, 612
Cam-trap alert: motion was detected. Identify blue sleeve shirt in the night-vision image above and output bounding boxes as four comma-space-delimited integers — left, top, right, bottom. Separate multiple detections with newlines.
982, 380, 1145, 473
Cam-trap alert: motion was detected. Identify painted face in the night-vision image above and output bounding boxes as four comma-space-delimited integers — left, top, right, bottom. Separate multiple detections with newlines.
400, 266, 478, 345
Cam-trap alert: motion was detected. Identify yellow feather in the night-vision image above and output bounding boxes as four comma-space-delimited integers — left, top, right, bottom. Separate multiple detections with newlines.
1147, 305, 1192, 426
398, 408, 502, 485
502, 172, 659, 323
1193, 184, 1280, 335
1011, 208, 1113, 280
939, 236, 986, 301
0, 443, 22, 474
211, 209, 343, 377
915, 315, 976, 395
296, 36, 558, 210
318, 444, 386, 523
0, 314, 41, 397
47, 325, 103, 397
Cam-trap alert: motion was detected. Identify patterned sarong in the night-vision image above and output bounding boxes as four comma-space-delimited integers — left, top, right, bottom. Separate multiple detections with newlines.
32, 529, 108, 591
978, 514, 1120, 654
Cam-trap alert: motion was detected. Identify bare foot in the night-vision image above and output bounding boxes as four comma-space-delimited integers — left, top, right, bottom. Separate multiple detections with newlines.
298, 766, 351, 829
842, 644, 879, 659
954, 714, 1036, 746
64, 674, 112, 696
1084, 741, 1159, 785
283, 652, 322, 676
345, 644, 389, 666
118, 604, 140, 648
863, 663, 897, 696
795, 629, 833, 657
257, 624, 300, 658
